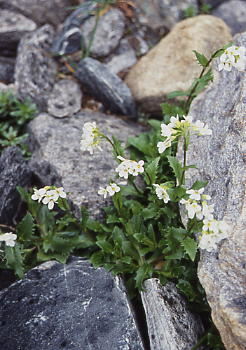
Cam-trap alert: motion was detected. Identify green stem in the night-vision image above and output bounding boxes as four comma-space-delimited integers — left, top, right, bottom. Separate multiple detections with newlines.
180, 136, 187, 186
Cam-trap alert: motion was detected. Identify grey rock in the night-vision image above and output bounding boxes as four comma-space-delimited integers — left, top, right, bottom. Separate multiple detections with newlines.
0, 83, 16, 93
0, 257, 144, 350
0, 57, 15, 84
75, 58, 136, 117
0, 9, 37, 56
0, 147, 32, 225
81, 8, 125, 58
141, 279, 204, 350
213, 0, 246, 35
15, 25, 57, 110
181, 32, 246, 350
105, 38, 137, 75
206, 0, 230, 9
27, 111, 144, 217
47, 79, 82, 118
0, 0, 74, 27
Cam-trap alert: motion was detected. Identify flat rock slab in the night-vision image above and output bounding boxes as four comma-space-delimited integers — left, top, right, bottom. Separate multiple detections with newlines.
15, 24, 57, 110
141, 279, 203, 350
75, 58, 136, 117
183, 32, 246, 350
28, 111, 143, 217
0, 257, 144, 350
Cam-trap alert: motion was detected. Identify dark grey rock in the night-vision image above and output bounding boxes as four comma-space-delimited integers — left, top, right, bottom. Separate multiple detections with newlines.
180, 32, 246, 350
75, 58, 136, 117
47, 79, 82, 118
0, 57, 15, 84
206, 0, 230, 9
213, 0, 246, 35
81, 8, 125, 58
15, 25, 57, 111
0, 257, 144, 350
0, 9, 37, 56
0, 0, 74, 27
0, 147, 32, 225
27, 111, 144, 217
141, 279, 204, 350
105, 38, 137, 75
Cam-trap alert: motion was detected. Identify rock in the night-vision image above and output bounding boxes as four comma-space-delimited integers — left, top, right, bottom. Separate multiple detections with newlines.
15, 25, 57, 111
0, 9, 37, 56
0, 83, 16, 93
125, 15, 232, 114
47, 79, 82, 118
105, 38, 137, 75
81, 8, 125, 58
75, 57, 136, 117
141, 279, 204, 350
27, 111, 144, 217
213, 0, 246, 35
181, 32, 246, 350
0, 257, 144, 350
206, 0, 230, 9
0, 57, 15, 84
133, 0, 198, 31
0, 147, 32, 226
0, 0, 74, 27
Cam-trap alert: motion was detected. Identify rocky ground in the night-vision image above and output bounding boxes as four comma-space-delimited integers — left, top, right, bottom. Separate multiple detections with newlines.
0, 0, 245, 349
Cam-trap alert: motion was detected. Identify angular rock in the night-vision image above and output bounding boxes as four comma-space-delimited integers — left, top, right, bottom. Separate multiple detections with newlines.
0, 57, 15, 84
213, 0, 246, 35
182, 32, 246, 350
206, 0, 230, 9
28, 111, 143, 217
0, 257, 144, 350
75, 58, 136, 117
15, 25, 57, 111
125, 15, 232, 114
0, 0, 74, 27
0, 147, 32, 226
47, 79, 82, 118
0, 9, 37, 56
141, 279, 204, 350
105, 38, 137, 75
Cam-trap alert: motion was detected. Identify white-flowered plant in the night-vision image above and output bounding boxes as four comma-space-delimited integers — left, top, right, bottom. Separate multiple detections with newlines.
98, 183, 120, 198
0, 232, 17, 247
115, 156, 144, 179
218, 45, 246, 72
80, 121, 103, 154
153, 184, 170, 203
31, 186, 67, 210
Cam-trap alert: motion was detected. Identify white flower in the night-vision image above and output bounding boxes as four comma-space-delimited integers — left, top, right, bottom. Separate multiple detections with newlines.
106, 183, 120, 196
0, 232, 17, 247
169, 116, 180, 128
54, 187, 67, 199
219, 45, 246, 72
42, 190, 59, 210
201, 194, 211, 200
80, 121, 102, 154
116, 156, 144, 179
153, 184, 170, 203
186, 188, 204, 201
198, 233, 218, 252
161, 124, 173, 137
202, 218, 219, 233
131, 160, 145, 176
157, 138, 172, 154
98, 186, 108, 198
202, 201, 214, 219
193, 120, 212, 136
31, 188, 47, 202
185, 200, 203, 219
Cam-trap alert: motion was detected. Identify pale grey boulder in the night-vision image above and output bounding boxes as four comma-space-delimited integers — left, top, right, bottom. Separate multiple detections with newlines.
141, 279, 203, 350
0, 257, 144, 350
181, 32, 246, 350
47, 79, 82, 118
15, 25, 57, 110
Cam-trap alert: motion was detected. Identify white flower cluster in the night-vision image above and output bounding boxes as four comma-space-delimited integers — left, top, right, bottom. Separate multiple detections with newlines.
80, 122, 102, 154
153, 184, 170, 203
0, 232, 17, 247
98, 183, 120, 198
180, 188, 229, 252
158, 115, 212, 154
219, 45, 246, 72
115, 156, 144, 179
31, 186, 67, 210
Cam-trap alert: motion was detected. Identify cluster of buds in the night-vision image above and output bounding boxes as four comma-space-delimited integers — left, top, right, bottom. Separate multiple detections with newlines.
31, 186, 67, 210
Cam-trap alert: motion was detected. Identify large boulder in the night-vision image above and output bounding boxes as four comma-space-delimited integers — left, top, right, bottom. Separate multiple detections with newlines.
0, 257, 144, 350
15, 25, 57, 110
182, 32, 246, 350
125, 15, 232, 114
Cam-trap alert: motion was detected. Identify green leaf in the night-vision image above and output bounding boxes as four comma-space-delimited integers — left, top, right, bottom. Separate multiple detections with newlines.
167, 91, 190, 99
177, 279, 197, 302
90, 251, 105, 267
96, 240, 113, 254
145, 157, 160, 185
37, 251, 68, 264
161, 103, 185, 118
167, 156, 183, 185
193, 50, 208, 67
182, 237, 197, 261
5, 245, 24, 278
135, 264, 152, 289
148, 119, 162, 131
191, 180, 208, 190
17, 212, 34, 240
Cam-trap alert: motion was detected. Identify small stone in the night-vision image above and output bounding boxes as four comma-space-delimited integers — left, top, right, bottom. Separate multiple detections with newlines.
0, 9, 37, 56
141, 279, 204, 350
0, 57, 15, 84
0, 257, 144, 350
75, 57, 136, 117
213, 0, 246, 35
0, 147, 32, 226
47, 79, 82, 118
15, 25, 57, 110
125, 15, 232, 114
